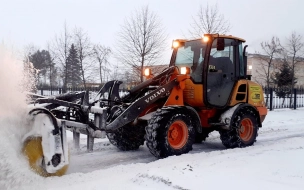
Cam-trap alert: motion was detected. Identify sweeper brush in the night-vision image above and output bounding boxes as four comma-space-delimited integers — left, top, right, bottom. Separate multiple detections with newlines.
23, 137, 68, 177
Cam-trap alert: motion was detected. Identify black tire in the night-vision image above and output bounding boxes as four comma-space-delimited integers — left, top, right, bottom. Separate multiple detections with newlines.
107, 121, 146, 151
219, 106, 258, 148
145, 107, 195, 158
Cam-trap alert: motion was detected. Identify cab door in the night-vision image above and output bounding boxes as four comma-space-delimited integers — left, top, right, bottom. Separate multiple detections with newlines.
205, 38, 237, 107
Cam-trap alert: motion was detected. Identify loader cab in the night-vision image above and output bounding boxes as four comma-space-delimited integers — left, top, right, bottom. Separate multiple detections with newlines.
170, 34, 247, 108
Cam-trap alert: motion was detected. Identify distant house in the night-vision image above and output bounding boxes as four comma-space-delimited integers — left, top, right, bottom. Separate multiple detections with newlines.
247, 54, 304, 87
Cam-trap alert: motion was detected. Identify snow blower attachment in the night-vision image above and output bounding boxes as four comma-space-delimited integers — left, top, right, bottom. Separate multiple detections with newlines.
24, 34, 268, 177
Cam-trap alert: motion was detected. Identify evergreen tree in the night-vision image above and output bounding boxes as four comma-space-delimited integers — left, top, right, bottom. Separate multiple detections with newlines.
272, 61, 297, 105
66, 44, 82, 87
29, 50, 52, 86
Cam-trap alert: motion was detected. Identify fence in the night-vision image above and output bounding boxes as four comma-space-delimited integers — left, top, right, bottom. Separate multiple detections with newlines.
263, 87, 304, 110
35, 86, 304, 111
35, 86, 128, 96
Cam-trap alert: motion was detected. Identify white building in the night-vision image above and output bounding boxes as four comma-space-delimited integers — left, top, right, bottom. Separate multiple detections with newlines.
247, 54, 304, 87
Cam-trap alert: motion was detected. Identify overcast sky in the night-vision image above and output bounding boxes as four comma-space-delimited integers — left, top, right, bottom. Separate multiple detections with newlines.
1, 0, 304, 63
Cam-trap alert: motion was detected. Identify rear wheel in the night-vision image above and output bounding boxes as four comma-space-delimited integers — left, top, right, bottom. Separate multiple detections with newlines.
107, 122, 146, 151
219, 107, 258, 148
145, 107, 195, 158
23, 137, 69, 177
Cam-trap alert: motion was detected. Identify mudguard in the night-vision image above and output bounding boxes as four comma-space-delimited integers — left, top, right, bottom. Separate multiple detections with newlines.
219, 103, 262, 130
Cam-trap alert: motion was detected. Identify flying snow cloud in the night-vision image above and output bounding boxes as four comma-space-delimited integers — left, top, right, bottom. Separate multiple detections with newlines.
0, 45, 29, 117
0, 45, 43, 189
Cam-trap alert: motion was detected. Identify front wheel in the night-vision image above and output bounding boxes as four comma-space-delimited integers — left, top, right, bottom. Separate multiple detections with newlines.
219, 107, 259, 148
107, 121, 146, 151
145, 107, 195, 158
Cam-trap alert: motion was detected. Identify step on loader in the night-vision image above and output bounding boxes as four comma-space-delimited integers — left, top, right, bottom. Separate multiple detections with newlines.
23, 34, 267, 176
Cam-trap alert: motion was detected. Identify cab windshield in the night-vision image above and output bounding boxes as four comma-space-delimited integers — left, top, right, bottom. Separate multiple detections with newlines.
174, 39, 207, 83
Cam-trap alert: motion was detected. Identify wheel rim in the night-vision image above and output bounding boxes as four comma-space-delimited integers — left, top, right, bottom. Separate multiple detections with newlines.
167, 120, 188, 149
23, 137, 68, 177
239, 118, 254, 142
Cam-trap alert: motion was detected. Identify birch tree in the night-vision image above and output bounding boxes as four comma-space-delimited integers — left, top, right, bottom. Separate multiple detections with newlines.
93, 44, 111, 83
283, 31, 304, 107
255, 37, 282, 105
74, 27, 94, 89
51, 23, 72, 92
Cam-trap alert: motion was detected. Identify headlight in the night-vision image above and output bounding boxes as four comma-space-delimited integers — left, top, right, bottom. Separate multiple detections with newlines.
172, 41, 180, 48
203, 36, 209, 42
180, 67, 190, 75
144, 68, 152, 77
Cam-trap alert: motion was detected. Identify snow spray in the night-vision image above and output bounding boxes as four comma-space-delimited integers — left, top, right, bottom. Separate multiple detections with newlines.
0, 45, 43, 189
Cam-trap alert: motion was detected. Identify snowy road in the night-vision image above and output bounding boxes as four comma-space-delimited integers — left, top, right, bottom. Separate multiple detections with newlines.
1, 108, 304, 190
67, 108, 304, 175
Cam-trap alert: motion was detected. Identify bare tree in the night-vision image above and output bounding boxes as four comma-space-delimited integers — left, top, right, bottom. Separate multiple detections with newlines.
255, 37, 282, 88
74, 27, 94, 89
46, 43, 58, 87
23, 44, 37, 59
93, 44, 111, 83
285, 32, 304, 88
22, 44, 37, 70
22, 44, 37, 71
51, 23, 72, 92
283, 31, 304, 107
115, 5, 167, 82
189, 3, 231, 38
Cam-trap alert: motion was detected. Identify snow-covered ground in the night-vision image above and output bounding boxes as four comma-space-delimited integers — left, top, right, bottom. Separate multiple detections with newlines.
0, 108, 303, 190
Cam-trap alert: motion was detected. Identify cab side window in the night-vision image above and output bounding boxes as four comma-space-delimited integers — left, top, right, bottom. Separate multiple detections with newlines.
208, 38, 235, 78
